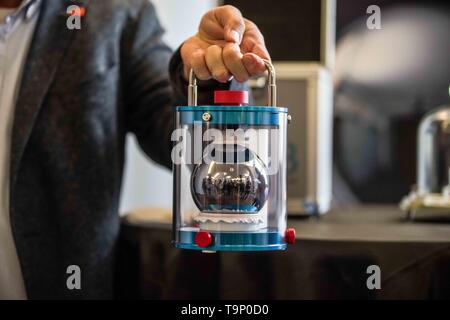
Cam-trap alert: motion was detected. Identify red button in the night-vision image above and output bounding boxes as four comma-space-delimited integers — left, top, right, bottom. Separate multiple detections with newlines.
195, 231, 213, 248
214, 90, 249, 105
285, 228, 296, 244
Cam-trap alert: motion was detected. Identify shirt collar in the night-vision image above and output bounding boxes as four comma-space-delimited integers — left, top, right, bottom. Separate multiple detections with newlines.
0, 0, 41, 39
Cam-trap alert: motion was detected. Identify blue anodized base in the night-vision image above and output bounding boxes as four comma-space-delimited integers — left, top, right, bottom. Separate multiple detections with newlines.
174, 229, 287, 251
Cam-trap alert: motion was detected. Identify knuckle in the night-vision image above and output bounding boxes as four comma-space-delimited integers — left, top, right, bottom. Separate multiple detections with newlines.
206, 45, 221, 55
196, 70, 210, 80
212, 68, 229, 79
191, 50, 204, 61
223, 4, 240, 14
223, 46, 237, 59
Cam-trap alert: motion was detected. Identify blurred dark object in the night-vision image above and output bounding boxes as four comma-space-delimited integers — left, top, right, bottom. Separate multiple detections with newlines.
115, 206, 450, 299
334, 1, 450, 203
224, 0, 322, 62
314, 255, 377, 299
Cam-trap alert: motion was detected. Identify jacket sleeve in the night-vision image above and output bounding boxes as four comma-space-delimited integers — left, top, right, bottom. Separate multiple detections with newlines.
123, 1, 246, 170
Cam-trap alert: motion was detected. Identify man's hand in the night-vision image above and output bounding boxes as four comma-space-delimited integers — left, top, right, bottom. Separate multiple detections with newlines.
180, 5, 270, 83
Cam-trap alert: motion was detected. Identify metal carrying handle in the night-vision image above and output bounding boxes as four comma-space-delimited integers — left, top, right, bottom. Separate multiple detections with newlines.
188, 59, 276, 107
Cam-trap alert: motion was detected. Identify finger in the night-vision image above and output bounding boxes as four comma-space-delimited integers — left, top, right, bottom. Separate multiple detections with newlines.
223, 43, 250, 82
249, 42, 271, 61
242, 53, 267, 77
191, 49, 211, 80
205, 45, 230, 83
198, 14, 227, 43
240, 19, 271, 61
214, 5, 245, 44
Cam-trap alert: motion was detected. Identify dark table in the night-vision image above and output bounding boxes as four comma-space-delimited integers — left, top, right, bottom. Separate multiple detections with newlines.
116, 206, 450, 299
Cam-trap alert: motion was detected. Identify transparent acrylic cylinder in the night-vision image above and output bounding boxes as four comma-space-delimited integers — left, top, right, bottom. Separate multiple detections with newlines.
172, 106, 288, 251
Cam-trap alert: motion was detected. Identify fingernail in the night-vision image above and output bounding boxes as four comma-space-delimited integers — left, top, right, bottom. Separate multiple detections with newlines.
230, 30, 240, 43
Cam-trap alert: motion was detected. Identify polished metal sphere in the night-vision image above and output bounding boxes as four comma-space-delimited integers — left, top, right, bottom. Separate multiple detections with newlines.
191, 144, 269, 213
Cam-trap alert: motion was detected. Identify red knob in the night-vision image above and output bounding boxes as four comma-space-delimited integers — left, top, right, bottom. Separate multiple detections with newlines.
285, 228, 296, 244
214, 90, 249, 105
195, 231, 213, 248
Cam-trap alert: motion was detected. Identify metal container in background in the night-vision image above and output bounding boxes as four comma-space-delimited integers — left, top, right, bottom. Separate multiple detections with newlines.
418, 107, 450, 194
250, 63, 333, 216
400, 105, 450, 219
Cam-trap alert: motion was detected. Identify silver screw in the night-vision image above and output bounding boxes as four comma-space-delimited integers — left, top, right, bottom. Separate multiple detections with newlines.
202, 112, 212, 122
287, 114, 292, 124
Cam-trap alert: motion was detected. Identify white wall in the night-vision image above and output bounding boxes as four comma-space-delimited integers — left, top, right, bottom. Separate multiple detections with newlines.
119, 0, 218, 214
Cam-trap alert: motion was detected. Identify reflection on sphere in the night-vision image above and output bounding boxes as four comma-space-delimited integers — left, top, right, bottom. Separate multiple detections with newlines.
191, 144, 269, 213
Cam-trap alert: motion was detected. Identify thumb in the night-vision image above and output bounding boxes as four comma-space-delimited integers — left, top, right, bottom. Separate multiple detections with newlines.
215, 5, 245, 44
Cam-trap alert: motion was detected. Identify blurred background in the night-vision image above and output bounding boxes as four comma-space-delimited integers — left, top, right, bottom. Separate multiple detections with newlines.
334, 0, 450, 204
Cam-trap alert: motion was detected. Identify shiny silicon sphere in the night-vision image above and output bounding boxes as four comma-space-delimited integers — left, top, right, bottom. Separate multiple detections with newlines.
191, 144, 269, 213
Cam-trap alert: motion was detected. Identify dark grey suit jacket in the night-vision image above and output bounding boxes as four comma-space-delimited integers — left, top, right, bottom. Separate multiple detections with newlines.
11, 0, 238, 299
